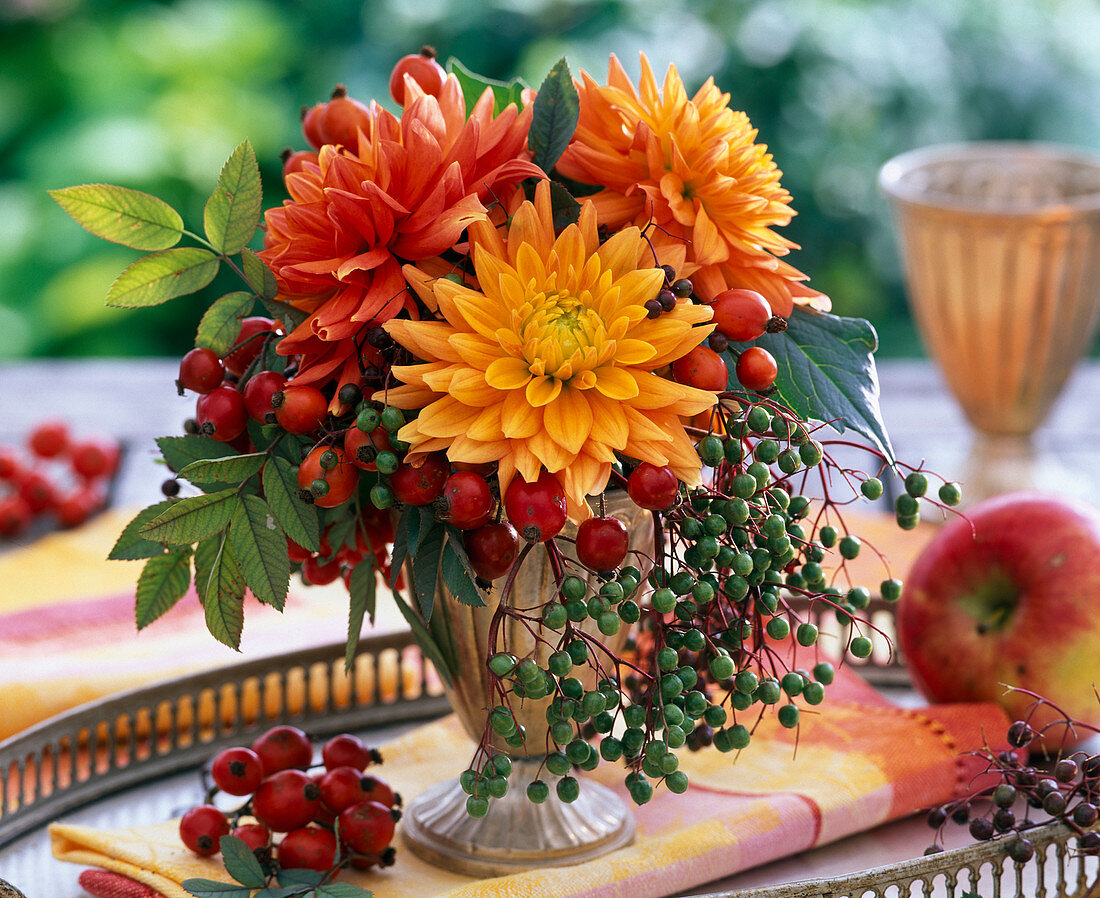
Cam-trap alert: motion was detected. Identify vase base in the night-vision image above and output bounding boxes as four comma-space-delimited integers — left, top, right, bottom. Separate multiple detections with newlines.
401, 762, 636, 877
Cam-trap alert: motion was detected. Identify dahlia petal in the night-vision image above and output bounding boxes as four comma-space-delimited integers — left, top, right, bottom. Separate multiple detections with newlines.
592, 365, 640, 400
544, 387, 592, 456
501, 390, 541, 439
587, 395, 629, 448
387, 320, 462, 364
484, 355, 531, 391
447, 368, 498, 407
525, 376, 561, 407
450, 332, 506, 369
416, 397, 479, 438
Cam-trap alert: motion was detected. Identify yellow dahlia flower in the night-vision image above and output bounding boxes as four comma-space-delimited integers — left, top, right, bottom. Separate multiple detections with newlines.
557, 54, 829, 317
380, 181, 719, 520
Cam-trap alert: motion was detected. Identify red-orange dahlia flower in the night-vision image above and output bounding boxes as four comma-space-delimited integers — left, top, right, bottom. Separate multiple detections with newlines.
557, 54, 829, 317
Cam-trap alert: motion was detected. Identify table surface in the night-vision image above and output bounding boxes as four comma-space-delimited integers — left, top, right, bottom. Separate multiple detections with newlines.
1, 356, 1099, 897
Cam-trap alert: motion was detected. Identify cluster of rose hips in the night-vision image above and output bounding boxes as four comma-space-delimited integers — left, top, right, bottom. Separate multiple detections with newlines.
179, 724, 400, 878
0, 420, 119, 539
925, 713, 1100, 864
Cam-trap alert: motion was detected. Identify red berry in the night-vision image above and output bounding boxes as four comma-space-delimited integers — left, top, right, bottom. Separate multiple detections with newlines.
670, 345, 728, 392
178, 347, 225, 394
301, 553, 343, 586
627, 463, 679, 511
317, 90, 371, 148
504, 470, 567, 543
27, 420, 69, 459
575, 516, 629, 573
709, 288, 772, 342
69, 439, 119, 481
224, 317, 276, 378
389, 50, 447, 105
338, 800, 398, 856
389, 452, 449, 506
319, 766, 373, 814
251, 724, 313, 773
282, 149, 319, 181
196, 384, 248, 442
230, 822, 271, 853
345, 426, 391, 472
287, 537, 312, 564
179, 805, 229, 856
243, 371, 285, 424
301, 103, 326, 150
277, 826, 337, 872
251, 769, 322, 833
18, 470, 56, 513
297, 444, 358, 509
55, 485, 105, 528
0, 447, 22, 481
438, 471, 493, 529
321, 733, 379, 772
211, 746, 265, 796
0, 495, 33, 539
464, 522, 519, 581
736, 346, 779, 392
274, 385, 328, 435
360, 775, 400, 809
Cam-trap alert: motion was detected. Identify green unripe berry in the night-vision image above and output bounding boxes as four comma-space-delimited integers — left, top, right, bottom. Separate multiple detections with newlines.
781, 671, 805, 696
565, 599, 588, 623
813, 661, 835, 685
466, 795, 489, 817
527, 780, 550, 803
709, 654, 735, 681
548, 651, 572, 678
728, 724, 751, 749
732, 552, 755, 577
374, 449, 399, 475
802, 681, 825, 705
801, 561, 824, 585
796, 621, 819, 647
684, 690, 708, 718
896, 512, 920, 530
677, 666, 698, 690
697, 435, 725, 465
904, 471, 928, 497
597, 611, 621, 636
756, 679, 782, 704
799, 440, 823, 466
319, 449, 339, 470
732, 473, 758, 499
666, 770, 689, 794
487, 775, 508, 798
777, 703, 800, 729
703, 514, 727, 536
623, 704, 646, 729
545, 752, 571, 776
556, 776, 580, 803
628, 776, 654, 805
754, 439, 780, 464
657, 646, 679, 671
733, 669, 759, 694
704, 704, 728, 728
355, 407, 381, 432
566, 640, 588, 666
489, 652, 518, 676
731, 691, 753, 711
683, 628, 706, 652
723, 439, 745, 464
747, 461, 770, 489
460, 768, 477, 794
379, 406, 405, 433
818, 525, 838, 548
895, 494, 920, 517
881, 578, 903, 602
860, 477, 884, 500
542, 602, 568, 629
838, 535, 861, 559
723, 498, 751, 524
777, 448, 802, 475
850, 635, 874, 658
599, 736, 624, 762
659, 752, 680, 775
368, 482, 394, 509
747, 405, 771, 434
651, 587, 676, 613
619, 599, 641, 623
938, 481, 962, 506
561, 575, 586, 601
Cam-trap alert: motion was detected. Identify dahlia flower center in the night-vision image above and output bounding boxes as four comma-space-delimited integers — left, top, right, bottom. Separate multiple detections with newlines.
516, 290, 606, 384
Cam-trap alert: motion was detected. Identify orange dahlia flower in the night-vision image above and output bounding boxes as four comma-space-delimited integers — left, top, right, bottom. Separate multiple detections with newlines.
259, 78, 544, 393
380, 181, 719, 521
557, 54, 829, 317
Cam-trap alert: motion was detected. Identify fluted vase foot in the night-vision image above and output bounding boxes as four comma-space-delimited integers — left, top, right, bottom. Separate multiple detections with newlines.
401, 758, 635, 877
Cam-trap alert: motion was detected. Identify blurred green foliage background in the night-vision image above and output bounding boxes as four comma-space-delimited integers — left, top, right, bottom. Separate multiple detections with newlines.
3, 0, 1099, 360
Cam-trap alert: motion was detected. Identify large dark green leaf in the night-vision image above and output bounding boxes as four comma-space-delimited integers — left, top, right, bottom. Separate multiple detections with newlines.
548, 180, 581, 231
411, 519, 445, 621
242, 247, 278, 300
447, 58, 526, 116
109, 501, 173, 560
345, 559, 377, 670
441, 530, 484, 607
181, 880, 252, 898
262, 455, 320, 552
139, 489, 238, 547
229, 495, 289, 610
49, 184, 183, 251
529, 57, 579, 174
738, 307, 895, 464
106, 247, 219, 308
179, 452, 264, 486
203, 140, 263, 255
135, 547, 192, 629
390, 590, 452, 687
198, 535, 246, 650
218, 835, 266, 889
158, 435, 240, 492
196, 291, 254, 355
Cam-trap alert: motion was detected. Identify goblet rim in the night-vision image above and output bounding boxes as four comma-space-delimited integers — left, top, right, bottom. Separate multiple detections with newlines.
879, 140, 1100, 216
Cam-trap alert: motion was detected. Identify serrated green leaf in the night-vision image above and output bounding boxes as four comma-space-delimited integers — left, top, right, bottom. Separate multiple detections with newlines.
275, 868, 326, 887
529, 58, 580, 174
261, 296, 309, 333
135, 547, 192, 629
158, 434, 240, 472
447, 57, 526, 117
388, 507, 411, 588
197, 291, 255, 355
742, 307, 895, 464
548, 180, 581, 231
219, 835, 266, 888
109, 501, 173, 560
441, 534, 485, 607
390, 589, 452, 687
200, 535, 246, 650
179, 452, 265, 486
193, 535, 221, 605
242, 247, 278, 300
315, 883, 375, 897
106, 247, 219, 308
346, 558, 377, 670
139, 488, 238, 547
204, 140, 263, 255
49, 184, 183, 251
262, 456, 320, 552
181, 879, 252, 898
412, 520, 445, 621
229, 495, 289, 610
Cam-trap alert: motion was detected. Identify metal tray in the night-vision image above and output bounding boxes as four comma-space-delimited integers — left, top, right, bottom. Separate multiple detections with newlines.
1, 619, 1097, 897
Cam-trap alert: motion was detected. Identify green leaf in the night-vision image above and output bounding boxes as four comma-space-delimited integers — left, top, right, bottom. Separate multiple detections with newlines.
447, 58, 526, 116
179, 452, 265, 486
204, 140, 263, 255
529, 57, 580, 174
108, 501, 173, 560
219, 835, 266, 888
199, 534, 246, 649
388, 507, 411, 588
412, 519, 445, 621
197, 291, 255, 355
323, 513, 357, 563
275, 868, 326, 887
158, 434, 240, 472
316, 883, 376, 897
106, 247, 220, 308
139, 488, 238, 547
548, 180, 581, 231
181, 879, 252, 898
135, 547, 192, 629
390, 589, 452, 687
49, 184, 183, 251
242, 247, 278, 300
441, 533, 485, 607
229, 495, 289, 610
346, 558, 377, 670
261, 296, 309, 332
744, 307, 896, 464
262, 456, 320, 552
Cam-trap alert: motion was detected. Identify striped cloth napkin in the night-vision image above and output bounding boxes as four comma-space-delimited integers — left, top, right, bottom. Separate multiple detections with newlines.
49, 668, 1013, 898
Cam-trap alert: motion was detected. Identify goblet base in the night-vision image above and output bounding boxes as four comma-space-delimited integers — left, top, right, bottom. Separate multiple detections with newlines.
401, 758, 636, 877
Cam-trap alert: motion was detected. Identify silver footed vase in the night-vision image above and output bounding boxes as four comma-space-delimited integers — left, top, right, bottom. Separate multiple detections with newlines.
401, 490, 653, 877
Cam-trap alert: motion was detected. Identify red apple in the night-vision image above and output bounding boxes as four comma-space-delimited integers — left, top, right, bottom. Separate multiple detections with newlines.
896, 491, 1100, 746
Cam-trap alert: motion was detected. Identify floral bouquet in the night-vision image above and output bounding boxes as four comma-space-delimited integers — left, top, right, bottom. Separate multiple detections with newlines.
52, 47, 960, 871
